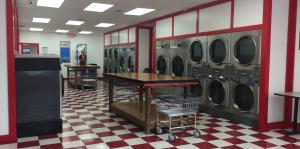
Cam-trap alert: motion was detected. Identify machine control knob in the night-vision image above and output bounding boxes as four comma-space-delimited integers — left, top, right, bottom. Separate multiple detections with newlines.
208, 74, 214, 79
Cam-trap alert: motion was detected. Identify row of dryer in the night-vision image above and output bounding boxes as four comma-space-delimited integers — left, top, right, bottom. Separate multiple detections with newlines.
103, 45, 135, 73
155, 30, 261, 120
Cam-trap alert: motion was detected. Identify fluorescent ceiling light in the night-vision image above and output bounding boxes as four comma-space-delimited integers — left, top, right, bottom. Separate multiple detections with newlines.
32, 17, 51, 23
124, 8, 155, 16
95, 23, 115, 28
30, 28, 43, 31
66, 20, 85, 26
79, 31, 93, 34
84, 3, 114, 12
37, 0, 64, 8
55, 29, 69, 33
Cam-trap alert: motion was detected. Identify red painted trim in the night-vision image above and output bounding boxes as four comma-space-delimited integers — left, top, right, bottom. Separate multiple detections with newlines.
196, 10, 200, 33
230, 0, 234, 29
0, 0, 18, 144
171, 16, 174, 37
127, 28, 130, 43
135, 28, 139, 72
258, 0, 272, 131
155, 25, 262, 41
149, 28, 154, 71
152, 26, 156, 72
266, 122, 286, 131
284, 0, 298, 129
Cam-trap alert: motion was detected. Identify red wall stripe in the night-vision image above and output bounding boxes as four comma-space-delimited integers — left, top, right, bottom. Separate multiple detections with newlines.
135, 28, 139, 72
284, 0, 298, 128
259, 0, 272, 131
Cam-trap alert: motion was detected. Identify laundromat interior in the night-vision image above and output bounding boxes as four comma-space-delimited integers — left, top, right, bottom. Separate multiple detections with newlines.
2, 0, 300, 148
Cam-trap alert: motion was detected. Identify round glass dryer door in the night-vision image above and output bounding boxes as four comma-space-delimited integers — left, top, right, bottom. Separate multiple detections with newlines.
190, 41, 203, 63
104, 49, 108, 58
120, 56, 125, 70
208, 80, 225, 105
109, 49, 113, 59
190, 81, 203, 97
114, 49, 119, 60
209, 39, 226, 64
127, 56, 134, 72
234, 36, 256, 65
234, 84, 254, 112
172, 56, 184, 76
104, 66, 107, 73
156, 56, 167, 74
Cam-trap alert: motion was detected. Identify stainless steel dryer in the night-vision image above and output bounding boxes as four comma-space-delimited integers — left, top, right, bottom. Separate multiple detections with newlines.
229, 67, 260, 118
127, 45, 135, 72
113, 47, 120, 73
207, 34, 230, 69
170, 39, 189, 77
156, 41, 170, 75
187, 66, 206, 105
205, 66, 230, 109
104, 48, 108, 60
230, 30, 262, 70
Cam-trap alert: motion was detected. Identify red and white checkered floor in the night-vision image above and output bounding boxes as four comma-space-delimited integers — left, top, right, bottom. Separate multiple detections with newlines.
1, 81, 300, 149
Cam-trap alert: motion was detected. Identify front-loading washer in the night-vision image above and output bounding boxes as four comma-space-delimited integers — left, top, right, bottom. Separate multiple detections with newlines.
119, 47, 127, 72
113, 47, 120, 73
207, 34, 230, 69
187, 66, 207, 105
170, 39, 189, 77
205, 66, 230, 109
230, 30, 262, 70
156, 41, 170, 75
127, 45, 135, 72
229, 67, 260, 119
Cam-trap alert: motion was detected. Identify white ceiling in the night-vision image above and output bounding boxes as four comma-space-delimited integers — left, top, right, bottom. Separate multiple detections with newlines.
17, 0, 215, 34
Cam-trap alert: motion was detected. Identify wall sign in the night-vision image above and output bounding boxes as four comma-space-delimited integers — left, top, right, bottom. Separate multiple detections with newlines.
60, 47, 70, 63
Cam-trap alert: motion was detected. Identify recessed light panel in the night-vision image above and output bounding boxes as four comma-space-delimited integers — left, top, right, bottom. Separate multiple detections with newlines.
124, 8, 155, 16
84, 3, 114, 12
32, 17, 51, 23
66, 20, 85, 26
37, 0, 64, 8
79, 31, 93, 34
55, 29, 69, 33
95, 23, 115, 28
30, 28, 44, 31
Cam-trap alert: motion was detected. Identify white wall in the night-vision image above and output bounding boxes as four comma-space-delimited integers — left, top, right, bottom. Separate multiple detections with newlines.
0, 0, 9, 136
138, 29, 150, 72
294, 0, 300, 122
20, 31, 104, 77
267, 0, 289, 123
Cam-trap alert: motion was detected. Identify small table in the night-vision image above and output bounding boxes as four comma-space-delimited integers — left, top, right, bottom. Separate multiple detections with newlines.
274, 92, 300, 134
65, 65, 100, 89
103, 73, 198, 134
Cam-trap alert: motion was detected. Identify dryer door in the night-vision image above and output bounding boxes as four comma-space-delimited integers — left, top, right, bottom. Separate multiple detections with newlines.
234, 36, 256, 66
120, 56, 125, 71
234, 84, 254, 112
209, 39, 226, 64
114, 48, 119, 60
208, 80, 225, 105
156, 56, 167, 74
190, 41, 203, 64
172, 55, 184, 76
190, 80, 203, 97
109, 49, 113, 59
127, 56, 134, 72
104, 49, 108, 58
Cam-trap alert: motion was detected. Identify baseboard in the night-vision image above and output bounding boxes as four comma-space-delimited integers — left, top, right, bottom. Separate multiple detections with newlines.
17, 119, 62, 138
0, 135, 17, 145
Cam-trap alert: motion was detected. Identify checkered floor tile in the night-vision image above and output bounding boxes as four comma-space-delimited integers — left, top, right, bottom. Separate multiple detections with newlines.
1, 81, 300, 149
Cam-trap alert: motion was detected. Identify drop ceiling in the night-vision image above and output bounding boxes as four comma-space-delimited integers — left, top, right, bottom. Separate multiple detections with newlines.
17, 0, 216, 34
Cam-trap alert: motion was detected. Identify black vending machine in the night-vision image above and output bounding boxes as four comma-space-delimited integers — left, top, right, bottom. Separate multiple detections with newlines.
16, 55, 63, 137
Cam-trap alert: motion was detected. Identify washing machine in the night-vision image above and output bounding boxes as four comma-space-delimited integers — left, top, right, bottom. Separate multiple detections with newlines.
188, 36, 207, 67
229, 67, 260, 118
113, 47, 120, 73
187, 66, 207, 105
205, 66, 230, 109
207, 33, 230, 69
170, 39, 189, 77
156, 41, 170, 75
127, 45, 135, 72
104, 48, 108, 60
230, 30, 262, 70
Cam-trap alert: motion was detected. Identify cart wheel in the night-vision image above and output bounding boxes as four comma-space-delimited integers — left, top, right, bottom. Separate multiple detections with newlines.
193, 129, 201, 137
155, 127, 163, 134
168, 134, 176, 142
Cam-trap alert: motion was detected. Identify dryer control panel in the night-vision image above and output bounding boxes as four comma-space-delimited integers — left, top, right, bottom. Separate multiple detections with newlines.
230, 66, 260, 86
206, 66, 230, 81
187, 64, 206, 79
